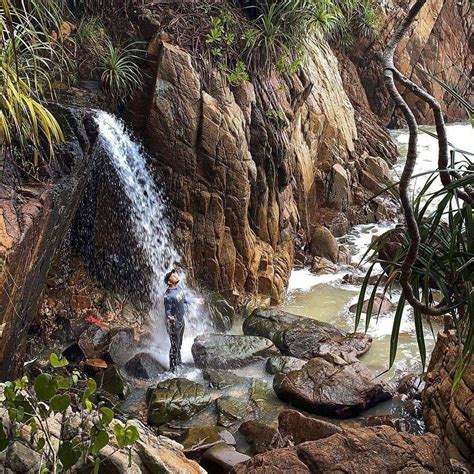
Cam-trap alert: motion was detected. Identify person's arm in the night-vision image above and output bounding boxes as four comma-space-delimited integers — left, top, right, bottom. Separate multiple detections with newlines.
184, 293, 204, 305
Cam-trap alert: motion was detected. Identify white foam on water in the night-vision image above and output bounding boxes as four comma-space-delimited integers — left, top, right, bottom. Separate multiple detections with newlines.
287, 268, 346, 293
94, 111, 210, 368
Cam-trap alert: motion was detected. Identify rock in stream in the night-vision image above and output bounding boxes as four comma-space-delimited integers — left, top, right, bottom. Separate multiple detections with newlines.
273, 352, 392, 418
244, 308, 371, 359
192, 333, 279, 369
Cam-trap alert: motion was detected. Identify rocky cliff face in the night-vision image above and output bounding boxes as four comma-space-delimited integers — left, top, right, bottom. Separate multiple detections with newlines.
0, 108, 96, 379
422, 329, 473, 465
345, 0, 473, 126
132, 36, 396, 307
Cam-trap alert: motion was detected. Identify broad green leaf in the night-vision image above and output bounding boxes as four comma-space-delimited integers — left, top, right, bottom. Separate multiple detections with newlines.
91, 430, 109, 455
123, 425, 139, 446
50, 353, 69, 368
34, 374, 57, 401
100, 407, 114, 426
50, 394, 71, 413
37, 437, 46, 450
55, 376, 72, 390
58, 441, 81, 470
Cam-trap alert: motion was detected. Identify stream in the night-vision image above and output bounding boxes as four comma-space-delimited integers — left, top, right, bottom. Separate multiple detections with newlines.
284, 123, 473, 380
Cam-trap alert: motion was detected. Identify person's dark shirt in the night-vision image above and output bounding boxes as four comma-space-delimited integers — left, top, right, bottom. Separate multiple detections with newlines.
164, 287, 192, 324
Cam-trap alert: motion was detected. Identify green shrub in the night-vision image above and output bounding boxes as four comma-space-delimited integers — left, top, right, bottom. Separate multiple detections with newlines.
0, 353, 140, 473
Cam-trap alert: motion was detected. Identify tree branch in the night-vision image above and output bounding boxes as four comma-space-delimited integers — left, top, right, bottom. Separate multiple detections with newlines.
382, 0, 453, 316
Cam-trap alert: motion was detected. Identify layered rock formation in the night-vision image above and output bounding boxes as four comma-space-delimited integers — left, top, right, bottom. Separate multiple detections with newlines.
0, 107, 97, 379
343, 0, 473, 126
126, 30, 397, 306
232, 425, 451, 473
423, 329, 473, 465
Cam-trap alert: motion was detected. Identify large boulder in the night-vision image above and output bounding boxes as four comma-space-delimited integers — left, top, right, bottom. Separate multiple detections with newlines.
309, 226, 339, 263
232, 426, 451, 473
147, 378, 212, 426
192, 333, 278, 369
244, 308, 371, 359
273, 353, 392, 418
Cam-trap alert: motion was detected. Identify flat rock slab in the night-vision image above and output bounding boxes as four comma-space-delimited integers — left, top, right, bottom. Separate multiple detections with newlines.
202, 444, 250, 473
232, 426, 451, 474
216, 397, 250, 428
273, 353, 392, 418
192, 333, 279, 369
181, 426, 236, 456
203, 369, 248, 390
244, 308, 371, 359
147, 378, 212, 427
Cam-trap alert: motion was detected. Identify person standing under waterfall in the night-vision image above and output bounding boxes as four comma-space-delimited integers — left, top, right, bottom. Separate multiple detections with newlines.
163, 269, 204, 372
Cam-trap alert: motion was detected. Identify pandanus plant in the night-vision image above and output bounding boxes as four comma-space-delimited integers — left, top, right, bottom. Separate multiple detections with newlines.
0, 0, 65, 169
356, 0, 473, 386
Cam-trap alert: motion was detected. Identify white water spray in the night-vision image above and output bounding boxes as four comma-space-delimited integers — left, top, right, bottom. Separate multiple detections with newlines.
94, 111, 210, 368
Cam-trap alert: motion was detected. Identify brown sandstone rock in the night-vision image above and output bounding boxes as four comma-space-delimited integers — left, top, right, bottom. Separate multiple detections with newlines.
233, 426, 451, 474
239, 420, 286, 454
273, 352, 392, 418
277, 409, 343, 444
423, 330, 473, 464
232, 447, 310, 474
309, 225, 339, 263
349, 294, 394, 315
244, 308, 372, 360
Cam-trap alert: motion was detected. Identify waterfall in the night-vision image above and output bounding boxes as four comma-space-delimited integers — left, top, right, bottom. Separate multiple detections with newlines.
94, 111, 210, 368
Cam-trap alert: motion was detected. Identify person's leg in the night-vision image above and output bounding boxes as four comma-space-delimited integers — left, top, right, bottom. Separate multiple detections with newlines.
176, 322, 185, 365
167, 321, 178, 372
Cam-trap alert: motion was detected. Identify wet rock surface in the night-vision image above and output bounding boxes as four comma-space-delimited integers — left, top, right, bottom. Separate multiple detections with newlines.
244, 308, 371, 359
124, 352, 165, 379
273, 352, 392, 418
278, 409, 343, 444
203, 369, 248, 390
232, 426, 451, 474
192, 333, 279, 369
181, 426, 236, 456
217, 397, 250, 428
239, 420, 286, 454
78, 325, 111, 360
147, 378, 213, 426
265, 356, 306, 375
95, 365, 130, 399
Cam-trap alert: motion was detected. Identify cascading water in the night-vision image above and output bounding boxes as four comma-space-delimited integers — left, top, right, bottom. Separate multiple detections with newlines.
94, 111, 210, 368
